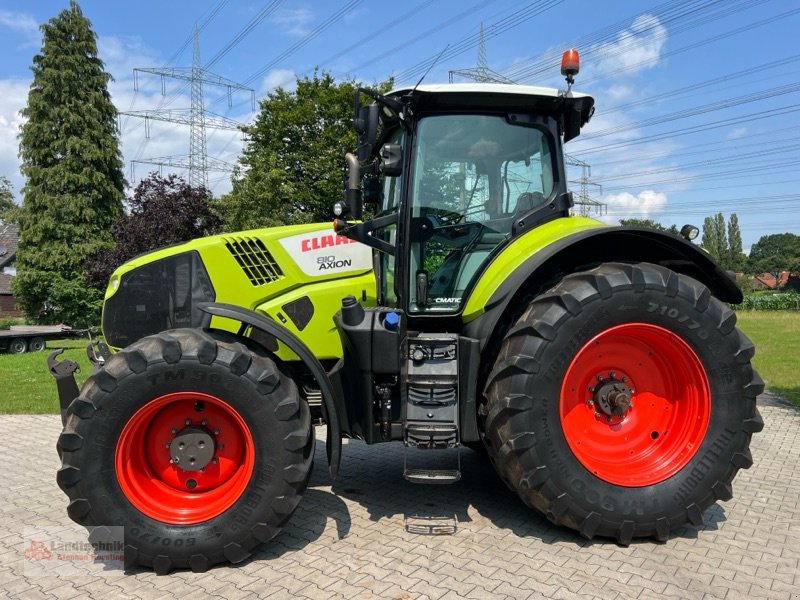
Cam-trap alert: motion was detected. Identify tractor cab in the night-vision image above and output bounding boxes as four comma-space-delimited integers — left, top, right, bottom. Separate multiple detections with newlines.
329, 81, 595, 481
334, 83, 594, 325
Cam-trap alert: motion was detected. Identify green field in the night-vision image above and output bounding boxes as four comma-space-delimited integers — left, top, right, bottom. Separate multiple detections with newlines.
0, 338, 93, 414
0, 312, 798, 413
735, 311, 800, 408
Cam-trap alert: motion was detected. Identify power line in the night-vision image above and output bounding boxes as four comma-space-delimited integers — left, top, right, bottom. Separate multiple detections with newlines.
125, 28, 253, 188
571, 104, 800, 156
394, 0, 566, 84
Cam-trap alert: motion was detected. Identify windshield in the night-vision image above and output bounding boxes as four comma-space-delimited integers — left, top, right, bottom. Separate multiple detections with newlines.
408, 113, 554, 313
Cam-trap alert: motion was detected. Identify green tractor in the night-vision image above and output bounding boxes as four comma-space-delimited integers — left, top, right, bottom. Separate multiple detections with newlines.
54, 54, 763, 574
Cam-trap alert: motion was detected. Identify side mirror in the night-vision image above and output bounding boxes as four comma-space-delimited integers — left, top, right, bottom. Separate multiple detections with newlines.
379, 143, 403, 177
355, 104, 380, 161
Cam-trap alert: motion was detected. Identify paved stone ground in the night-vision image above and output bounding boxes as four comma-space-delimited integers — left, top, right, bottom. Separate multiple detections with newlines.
1, 393, 799, 600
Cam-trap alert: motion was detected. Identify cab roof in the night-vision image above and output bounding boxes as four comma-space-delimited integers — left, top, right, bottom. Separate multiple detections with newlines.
388, 83, 595, 141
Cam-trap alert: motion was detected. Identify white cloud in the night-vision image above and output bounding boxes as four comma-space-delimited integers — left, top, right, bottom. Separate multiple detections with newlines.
592, 15, 667, 77
726, 127, 748, 140
0, 9, 40, 48
0, 79, 31, 199
271, 8, 314, 37
261, 69, 296, 94
605, 83, 636, 103
600, 189, 668, 223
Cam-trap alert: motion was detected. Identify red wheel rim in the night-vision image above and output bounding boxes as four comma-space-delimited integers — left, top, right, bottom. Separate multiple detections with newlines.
115, 391, 255, 524
560, 323, 710, 487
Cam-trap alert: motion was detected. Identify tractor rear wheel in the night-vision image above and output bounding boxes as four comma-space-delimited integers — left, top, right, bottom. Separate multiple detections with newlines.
483, 262, 763, 544
57, 328, 313, 573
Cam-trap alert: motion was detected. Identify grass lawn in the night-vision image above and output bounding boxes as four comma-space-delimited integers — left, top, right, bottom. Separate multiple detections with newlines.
0, 338, 93, 414
735, 311, 800, 409
0, 312, 797, 413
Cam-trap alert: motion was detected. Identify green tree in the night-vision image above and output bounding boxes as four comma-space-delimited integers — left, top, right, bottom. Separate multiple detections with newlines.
748, 233, 800, 281
0, 176, 17, 223
619, 218, 679, 234
726, 213, 746, 272
13, 1, 124, 326
220, 72, 390, 231
85, 173, 221, 288
702, 212, 728, 265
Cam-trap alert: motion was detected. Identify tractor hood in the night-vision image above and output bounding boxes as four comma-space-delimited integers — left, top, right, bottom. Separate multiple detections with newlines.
101, 223, 376, 354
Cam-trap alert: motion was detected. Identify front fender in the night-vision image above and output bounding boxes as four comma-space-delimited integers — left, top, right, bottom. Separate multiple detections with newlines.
198, 302, 342, 479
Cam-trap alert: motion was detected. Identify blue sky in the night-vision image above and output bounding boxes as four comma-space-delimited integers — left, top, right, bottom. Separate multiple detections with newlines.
0, 0, 798, 250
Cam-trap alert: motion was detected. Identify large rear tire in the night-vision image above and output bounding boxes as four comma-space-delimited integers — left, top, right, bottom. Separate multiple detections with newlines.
57, 328, 313, 573
483, 262, 763, 544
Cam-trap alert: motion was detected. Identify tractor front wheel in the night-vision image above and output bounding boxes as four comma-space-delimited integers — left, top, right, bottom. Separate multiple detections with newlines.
57, 328, 313, 573
484, 262, 763, 544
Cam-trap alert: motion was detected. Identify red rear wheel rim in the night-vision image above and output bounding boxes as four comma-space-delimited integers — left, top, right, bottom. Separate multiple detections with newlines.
560, 323, 710, 487
115, 391, 255, 524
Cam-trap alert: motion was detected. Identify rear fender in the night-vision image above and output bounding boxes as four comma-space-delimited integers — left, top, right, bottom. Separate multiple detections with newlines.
198, 302, 342, 479
463, 227, 741, 352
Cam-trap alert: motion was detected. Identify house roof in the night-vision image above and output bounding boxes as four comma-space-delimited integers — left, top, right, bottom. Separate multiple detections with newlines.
755, 272, 791, 289
0, 223, 19, 270
0, 273, 13, 295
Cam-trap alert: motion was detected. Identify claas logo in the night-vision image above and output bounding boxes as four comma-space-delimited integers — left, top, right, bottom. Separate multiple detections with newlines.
301, 234, 357, 252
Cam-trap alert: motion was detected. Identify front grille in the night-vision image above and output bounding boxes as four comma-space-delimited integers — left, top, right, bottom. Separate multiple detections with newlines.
225, 236, 283, 286
102, 251, 215, 348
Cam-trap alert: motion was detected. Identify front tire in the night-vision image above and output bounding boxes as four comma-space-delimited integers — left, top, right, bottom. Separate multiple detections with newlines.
484, 262, 764, 544
57, 328, 313, 573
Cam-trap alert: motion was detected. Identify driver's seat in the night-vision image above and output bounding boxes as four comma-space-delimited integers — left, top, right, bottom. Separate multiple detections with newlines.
514, 191, 546, 217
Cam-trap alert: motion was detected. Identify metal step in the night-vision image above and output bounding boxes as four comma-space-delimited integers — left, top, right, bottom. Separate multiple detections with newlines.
403, 468, 461, 484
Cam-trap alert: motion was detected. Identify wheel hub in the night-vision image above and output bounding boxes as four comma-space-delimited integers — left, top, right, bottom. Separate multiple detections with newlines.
168, 426, 215, 471
592, 372, 633, 421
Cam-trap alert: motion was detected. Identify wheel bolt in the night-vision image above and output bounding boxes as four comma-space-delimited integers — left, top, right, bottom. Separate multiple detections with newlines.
201, 419, 207, 427
185, 418, 191, 426
212, 457, 218, 464
171, 427, 178, 434
609, 371, 615, 379
165, 442, 170, 449
214, 428, 220, 435
594, 412, 601, 418
587, 400, 594, 407
588, 386, 595, 393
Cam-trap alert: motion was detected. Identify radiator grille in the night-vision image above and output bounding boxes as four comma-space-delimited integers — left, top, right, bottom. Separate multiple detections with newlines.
225, 237, 283, 286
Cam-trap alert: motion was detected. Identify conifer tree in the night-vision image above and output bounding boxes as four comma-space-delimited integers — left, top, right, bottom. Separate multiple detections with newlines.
726, 213, 746, 272
14, 1, 124, 326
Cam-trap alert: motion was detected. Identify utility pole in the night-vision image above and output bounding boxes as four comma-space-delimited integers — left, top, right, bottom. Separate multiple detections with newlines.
122, 26, 255, 189
565, 154, 606, 217
449, 23, 515, 84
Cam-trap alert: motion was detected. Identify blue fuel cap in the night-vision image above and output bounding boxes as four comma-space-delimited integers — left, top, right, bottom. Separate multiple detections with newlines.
383, 311, 400, 331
